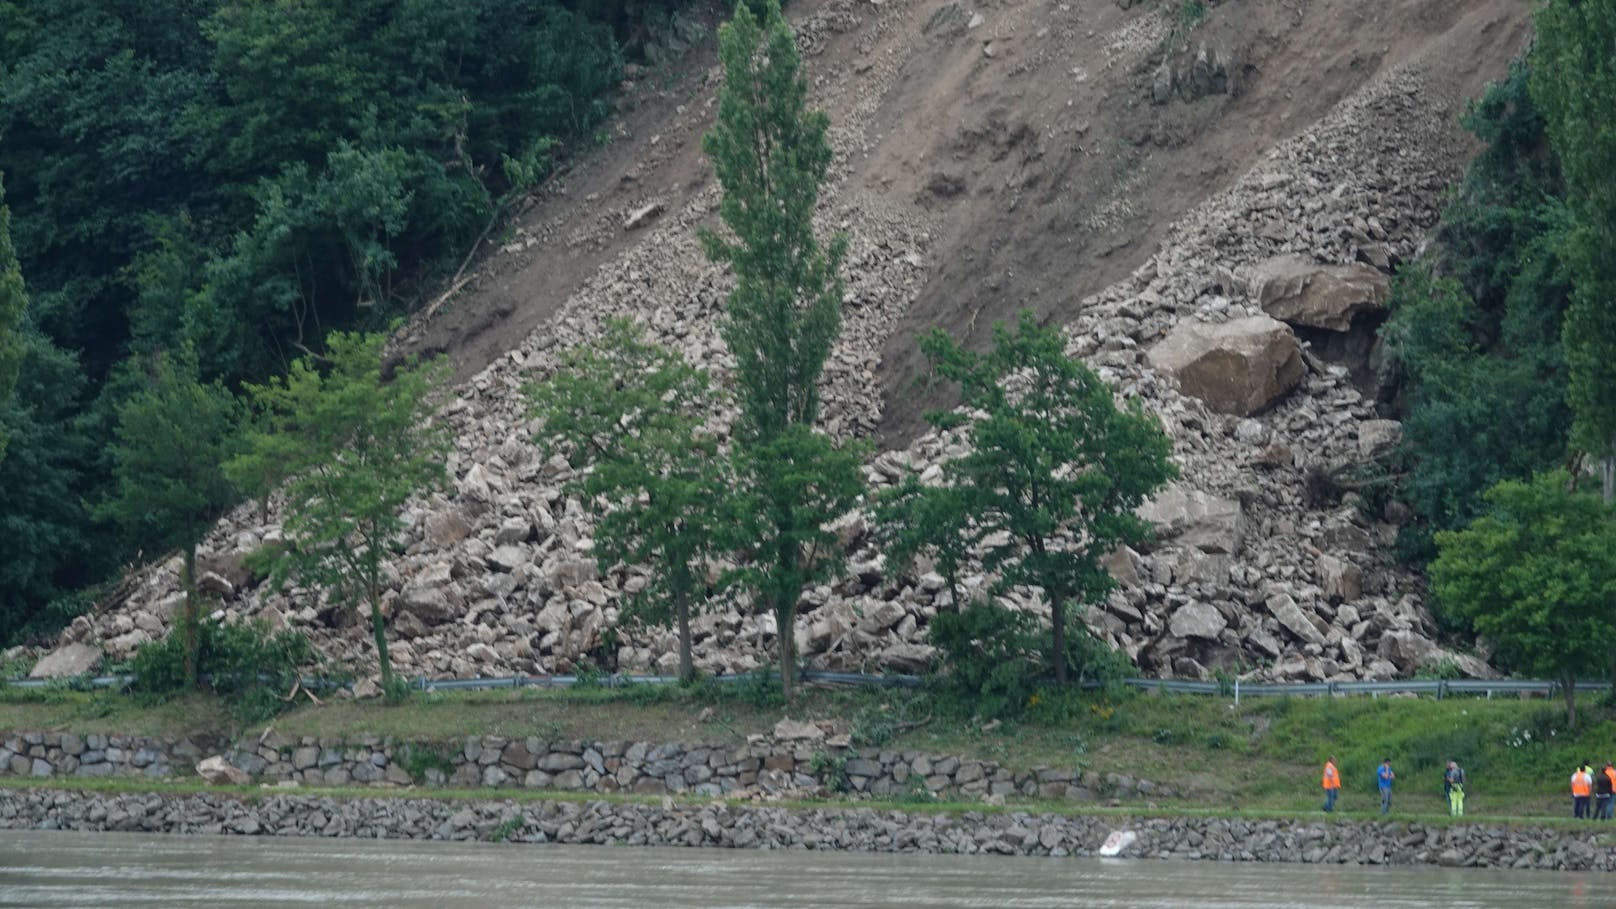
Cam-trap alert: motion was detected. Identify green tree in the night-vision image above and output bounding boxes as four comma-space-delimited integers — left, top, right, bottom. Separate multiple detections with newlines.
227, 331, 447, 689
1431, 472, 1616, 727
528, 321, 732, 682
874, 478, 975, 614
98, 350, 240, 686
1384, 63, 1574, 560
917, 312, 1176, 685
727, 423, 863, 699
700, 0, 860, 701
0, 175, 26, 461
1531, 0, 1616, 502
699, 0, 847, 442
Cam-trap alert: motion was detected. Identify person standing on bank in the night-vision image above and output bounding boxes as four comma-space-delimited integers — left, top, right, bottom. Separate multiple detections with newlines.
1444, 760, 1466, 817
1322, 755, 1341, 812
1594, 762, 1614, 821
1572, 763, 1593, 819
1377, 758, 1395, 815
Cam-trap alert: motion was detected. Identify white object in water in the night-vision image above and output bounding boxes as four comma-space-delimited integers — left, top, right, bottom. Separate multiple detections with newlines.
1098, 830, 1137, 857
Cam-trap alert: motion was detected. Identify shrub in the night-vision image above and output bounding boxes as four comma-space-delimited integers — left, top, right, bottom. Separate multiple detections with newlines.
130, 618, 312, 723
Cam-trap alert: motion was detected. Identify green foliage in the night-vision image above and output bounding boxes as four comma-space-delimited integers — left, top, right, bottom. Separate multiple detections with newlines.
0, 175, 24, 460
1430, 472, 1616, 727
0, 328, 97, 644
228, 331, 448, 687
1385, 63, 1575, 559
874, 478, 975, 612
397, 742, 456, 782
1175, 0, 1207, 31
808, 748, 851, 792
700, 0, 846, 443
0, 0, 629, 637
700, 0, 859, 704
98, 350, 242, 685
916, 311, 1175, 685
528, 320, 732, 682
1530, 1, 1616, 474
726, 426, 864, 699
129, 617, 312, 724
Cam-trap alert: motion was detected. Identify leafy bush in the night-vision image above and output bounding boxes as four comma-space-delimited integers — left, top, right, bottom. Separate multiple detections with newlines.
929, 601, 1132, 719
129, 618, 312, 723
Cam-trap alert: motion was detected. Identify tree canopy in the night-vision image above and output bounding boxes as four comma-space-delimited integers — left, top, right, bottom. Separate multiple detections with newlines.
1430, 471, 1616, 727
913, 311, 1176, 686
228, 331, 448, 689
701, 0, 858, 701
1530, 0, 1616, 500
528, 320, 733, 681
99, 351, 241, 684
0, 0, 631, 642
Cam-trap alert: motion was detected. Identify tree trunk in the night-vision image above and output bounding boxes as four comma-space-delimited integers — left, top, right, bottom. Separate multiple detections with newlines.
675, 586, 693, 683
182, 544, 199, 689
777, 600, 796, 704
370, 596, 392, 690
1050, 590, 1068, 686
368, 544, 392, 690
1602, 449, 1613, 506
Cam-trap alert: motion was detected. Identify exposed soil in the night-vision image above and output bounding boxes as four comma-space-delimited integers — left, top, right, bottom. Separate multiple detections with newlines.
405, 0, 1532, 444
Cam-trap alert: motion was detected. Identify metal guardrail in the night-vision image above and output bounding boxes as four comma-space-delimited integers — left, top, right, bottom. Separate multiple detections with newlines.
0, 670, 1598, 698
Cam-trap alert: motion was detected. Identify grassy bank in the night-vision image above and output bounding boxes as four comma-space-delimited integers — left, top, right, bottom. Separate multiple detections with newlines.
3, 680, 1612, 820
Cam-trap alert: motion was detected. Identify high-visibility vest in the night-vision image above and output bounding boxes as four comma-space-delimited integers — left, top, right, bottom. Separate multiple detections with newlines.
1323, 762, 1340, 789
1571, 771, 1592, 797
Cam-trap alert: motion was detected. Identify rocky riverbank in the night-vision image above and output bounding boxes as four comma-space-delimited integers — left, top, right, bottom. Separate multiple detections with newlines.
2, 786, 1609, 872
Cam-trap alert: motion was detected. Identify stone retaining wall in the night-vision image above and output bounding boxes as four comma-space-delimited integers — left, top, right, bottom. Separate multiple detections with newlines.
0, 730, 1165, 804
1, 788, 1610, 871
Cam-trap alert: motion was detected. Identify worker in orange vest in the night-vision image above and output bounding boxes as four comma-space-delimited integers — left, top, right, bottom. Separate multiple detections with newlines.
1571, 763, 1593, 819
1322, 755, 1341, 812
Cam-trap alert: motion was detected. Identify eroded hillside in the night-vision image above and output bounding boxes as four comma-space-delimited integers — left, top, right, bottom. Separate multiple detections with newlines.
29, 0, 1535, 684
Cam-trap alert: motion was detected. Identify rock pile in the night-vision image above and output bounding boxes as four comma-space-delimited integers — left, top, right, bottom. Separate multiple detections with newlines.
3, 788, 1611, 871
32, 13, 1489, 685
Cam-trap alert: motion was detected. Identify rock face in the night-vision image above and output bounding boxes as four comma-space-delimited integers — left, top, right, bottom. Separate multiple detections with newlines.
28, 643, 101, 679
1136, 487, 1244, 555
1253, 256, 1390, 332
1146, 315, 1304, 415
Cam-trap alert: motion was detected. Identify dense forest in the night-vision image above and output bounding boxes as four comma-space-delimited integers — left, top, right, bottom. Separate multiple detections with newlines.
0, 0, 663, 644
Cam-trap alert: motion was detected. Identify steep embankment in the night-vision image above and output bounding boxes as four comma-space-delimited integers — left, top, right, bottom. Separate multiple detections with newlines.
26, 0, 1534, 684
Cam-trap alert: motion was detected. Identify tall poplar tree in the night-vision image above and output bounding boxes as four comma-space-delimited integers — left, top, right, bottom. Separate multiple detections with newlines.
1531, 0, 1616, 502
701, 0, 859, 701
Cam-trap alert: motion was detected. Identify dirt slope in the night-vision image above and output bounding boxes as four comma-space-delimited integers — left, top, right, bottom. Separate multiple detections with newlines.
409, 0, 1531, 444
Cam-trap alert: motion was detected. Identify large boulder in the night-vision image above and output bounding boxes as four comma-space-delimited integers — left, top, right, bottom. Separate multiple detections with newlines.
1136, 485, 1244, 554
29, 643, 102, 679
1168, 602, 1227, 640
196, 755, 250, 786
1147, 315, 1303, 415
1265, 593, 1327, 646
1252, 256, 1390, 332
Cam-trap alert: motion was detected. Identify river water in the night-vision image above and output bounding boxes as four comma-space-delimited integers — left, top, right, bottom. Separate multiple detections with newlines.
0, 830, 1607, 908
